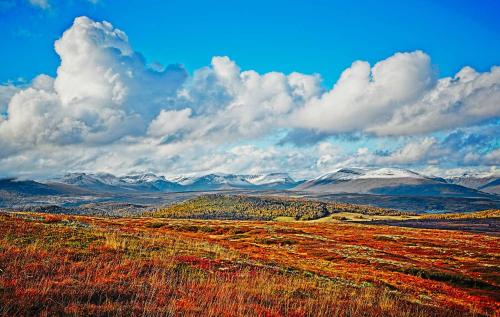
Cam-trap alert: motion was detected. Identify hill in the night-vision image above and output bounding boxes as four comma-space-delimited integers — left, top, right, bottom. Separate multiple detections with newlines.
150, 194, 412, 220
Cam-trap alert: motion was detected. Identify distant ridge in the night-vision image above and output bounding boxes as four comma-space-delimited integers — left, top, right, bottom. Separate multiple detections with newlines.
294, 167, 496, 198
446, 173, 500, 195
50, 172, 300, 193
1, 168, 497, 198
53, 172, 183, 193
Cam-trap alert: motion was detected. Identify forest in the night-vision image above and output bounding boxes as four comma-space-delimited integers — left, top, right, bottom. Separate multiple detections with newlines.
150, 194, 413, 220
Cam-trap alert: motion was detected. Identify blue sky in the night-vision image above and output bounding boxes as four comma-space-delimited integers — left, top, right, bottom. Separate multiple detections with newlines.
2, 0, 499, 86
0, 0, 498, 178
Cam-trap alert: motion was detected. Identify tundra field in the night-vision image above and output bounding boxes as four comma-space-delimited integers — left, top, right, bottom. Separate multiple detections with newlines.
0, 195, 499, 316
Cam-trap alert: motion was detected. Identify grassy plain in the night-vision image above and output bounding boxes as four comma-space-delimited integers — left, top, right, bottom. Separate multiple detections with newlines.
0, 211, 498, 316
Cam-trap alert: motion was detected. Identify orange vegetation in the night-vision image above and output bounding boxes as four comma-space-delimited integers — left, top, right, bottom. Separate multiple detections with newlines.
0, 212, 498, 316
420, 209, 500, 220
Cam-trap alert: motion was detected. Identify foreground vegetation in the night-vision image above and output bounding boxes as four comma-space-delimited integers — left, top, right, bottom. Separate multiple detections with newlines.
420, 209, 500, 220
0, 212, 498, 316
150, 194, 413, 220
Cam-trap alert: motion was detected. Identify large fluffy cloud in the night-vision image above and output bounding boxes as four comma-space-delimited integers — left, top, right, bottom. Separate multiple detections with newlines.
290, 51, 435, 133
169, 56, 321, 143
370, 66, 500, 135
289, 52, 500, 136
0, 16, 186, 158
0, 16, 498, 178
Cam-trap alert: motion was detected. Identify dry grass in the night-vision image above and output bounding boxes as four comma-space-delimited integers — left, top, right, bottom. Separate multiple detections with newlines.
0, 212, 498, 316
420, 209, 500, 220
309, 212, 419, 222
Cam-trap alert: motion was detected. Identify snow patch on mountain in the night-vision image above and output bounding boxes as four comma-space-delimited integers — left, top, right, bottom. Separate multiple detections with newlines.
244, 173, 295, 185
358, 168, 425, 179
314, 168, 366, 181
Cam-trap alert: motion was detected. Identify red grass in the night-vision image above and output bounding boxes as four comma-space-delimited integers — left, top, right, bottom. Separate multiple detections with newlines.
0, 212, 498, 316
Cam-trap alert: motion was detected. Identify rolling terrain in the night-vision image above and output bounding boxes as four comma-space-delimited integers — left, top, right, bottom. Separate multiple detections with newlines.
1, 193, 499, 316
0, 211, 498, 316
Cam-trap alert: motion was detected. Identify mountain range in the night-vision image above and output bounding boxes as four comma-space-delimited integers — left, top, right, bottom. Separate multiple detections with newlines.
45, 172, 300, 192
295, 168, 499, 197
1, 168, 499, 199
446, 174, 500, 195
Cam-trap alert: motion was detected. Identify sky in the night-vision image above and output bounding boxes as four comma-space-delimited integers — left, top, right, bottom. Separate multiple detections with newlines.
0, 0, 499, 179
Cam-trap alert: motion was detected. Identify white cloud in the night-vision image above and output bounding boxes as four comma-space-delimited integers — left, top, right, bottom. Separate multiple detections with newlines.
27, 0, 102, 10
0, 16, 498, 178
0, 84, 20, 115
29, 0, 49, 9
147, 108, 192, 137
484, 149, 500, 165
32, 74, 55, 91
289, 53, 500, 137
290, 51, 435, 133
370, 66, 500, 135
381, 137, 437, 164
0, 16, 186, 158
165, 55, 321, 145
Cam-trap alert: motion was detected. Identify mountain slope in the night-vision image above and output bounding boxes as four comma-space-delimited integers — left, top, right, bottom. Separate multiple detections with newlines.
0, 178, 65, 196
447, 174, 500, 195
51, 172, 299, 192
172, 173, 299, 191
294, 168, 493, 198
51, 173, 183, 193
242, 173, 298, 189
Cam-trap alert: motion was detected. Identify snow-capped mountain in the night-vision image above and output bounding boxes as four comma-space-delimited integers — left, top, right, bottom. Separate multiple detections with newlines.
51, 172, 300, 192
174, 172, 299, 190
45, 169, 497, 197
173, 173, 298, 190
313, 168, 365, 182
306, 168, 425, 183
358, 168, 425, 179
50, 173, 298, 192
175, 173, 255, 191
51, 172, 182, 192
446, 173, 500, 195
56, 173, 120, 186
121, 173, 164, 184
243, 173, 298, 189
53, 173, 126, 192
294, 167, 492, 198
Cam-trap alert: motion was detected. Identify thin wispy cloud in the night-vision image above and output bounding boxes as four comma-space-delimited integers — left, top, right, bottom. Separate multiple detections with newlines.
28, 0, 50, 10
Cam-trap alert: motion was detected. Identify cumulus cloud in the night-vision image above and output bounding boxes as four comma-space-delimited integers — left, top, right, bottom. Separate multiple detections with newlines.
169, 56, 321, 143
371, 66, 500, 135
0, 84, 20, 115
381, 137, 438, 165
0, 16, 498, 178
290, 51, 435, 133
0, 16, 186, 158
147, 108, 192, 137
